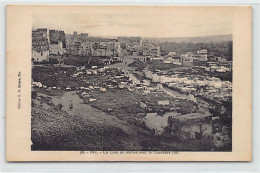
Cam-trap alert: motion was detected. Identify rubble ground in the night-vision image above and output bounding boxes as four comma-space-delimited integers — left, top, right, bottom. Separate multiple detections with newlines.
85, 88, 197, 122
31, 60, 231, 151
32, 91, 217, 151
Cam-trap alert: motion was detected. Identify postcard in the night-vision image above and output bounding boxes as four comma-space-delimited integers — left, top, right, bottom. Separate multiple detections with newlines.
6, 5, 251, 161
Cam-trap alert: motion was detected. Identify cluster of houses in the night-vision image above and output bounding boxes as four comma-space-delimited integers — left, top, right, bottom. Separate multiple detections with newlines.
32, 28, 232, 75
203, 61, 232, 73
162, 49, 208, 66
31, 28, 161, 63
144, 70, 232, 103
160, 49, 232, 72
31, 28, 232, 150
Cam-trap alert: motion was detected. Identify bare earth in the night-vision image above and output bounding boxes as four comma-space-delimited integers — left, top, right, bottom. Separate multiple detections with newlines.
41, 91, 137, 136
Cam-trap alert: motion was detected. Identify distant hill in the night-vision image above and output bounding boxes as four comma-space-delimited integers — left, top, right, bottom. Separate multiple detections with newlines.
144, 34, 232, 43
153, 41, 233, 61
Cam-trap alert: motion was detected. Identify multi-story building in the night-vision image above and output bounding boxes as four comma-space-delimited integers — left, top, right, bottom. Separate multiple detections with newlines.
196, 49, 208, 61
125, 46, 143, 56
197, 49, 207, 54
78, 33, 88, 42
73, 31, 78, 42
77, 42, 92, 56
36, 28, 48, 38
49, 30, 66, 48
193, 54, 205, 61
150, 46, 160, 57
49, 42, 64, 55
32, 28, 49, 62
66, 36, 121, 57
180, 52, 194, 66
66, 41, 81, 56
71, 32, 88, 42
49, 30, 60, 44
143, 44, 160, 57
168, 52, 177, 57
91, 40, 121, 57
59, 31, 66, 48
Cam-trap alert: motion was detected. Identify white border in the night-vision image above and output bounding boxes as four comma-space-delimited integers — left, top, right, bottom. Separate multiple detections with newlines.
1, 0, 260, 172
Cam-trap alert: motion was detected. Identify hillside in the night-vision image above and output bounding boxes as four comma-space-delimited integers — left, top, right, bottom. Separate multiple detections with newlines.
145, 34, 232, 43
154, 41, 233, 61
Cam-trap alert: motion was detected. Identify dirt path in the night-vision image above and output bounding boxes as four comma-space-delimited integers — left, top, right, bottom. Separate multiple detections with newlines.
39, 91, 137, 136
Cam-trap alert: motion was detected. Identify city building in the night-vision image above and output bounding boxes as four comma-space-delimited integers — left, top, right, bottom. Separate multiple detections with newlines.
137, 56, 151, 62
143, 45, 160, 57
32, 28, 49, 62
125, 46, 143, 56
168, 52, 177, 57
196, 49, 208, 61
65, 35, 121, 57
193, 54, 208, 61
167, 113, 212, 139
66, 41, 81, 55
71, 31, 89, 42
73, 31, 78, 42
180, 52, 195, 62
91, 41, 121, 57
214, 56, 227, 62
32, 50, 49, 62
36, 28, 48, 38
49, 30, 59, 44
49, 30, 66, 48
49, 41, 64, 55
59, 31, 66, 48
79, 41, 92, 56
79, 33, 88, 42
180, 52, 194, 66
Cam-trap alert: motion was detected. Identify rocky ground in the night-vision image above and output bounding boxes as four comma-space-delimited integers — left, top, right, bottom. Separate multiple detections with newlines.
31, 58, 231, 151
32, 91, 216, 151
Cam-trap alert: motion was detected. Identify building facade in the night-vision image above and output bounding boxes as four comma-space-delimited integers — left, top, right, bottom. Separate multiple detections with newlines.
32, 28, 49, 62
49, 42, 64, 55
181, 53, 194, 66
196, 49, 208, 61
49, 30, 66, 48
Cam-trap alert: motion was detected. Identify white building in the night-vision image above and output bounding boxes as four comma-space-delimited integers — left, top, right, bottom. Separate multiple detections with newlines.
181, 53, 194, 62
32, 50, 49, 62
168, 51, 177, 57
197, 49, 207, 54
196, 49, 208, 61
181, 53, 194, 66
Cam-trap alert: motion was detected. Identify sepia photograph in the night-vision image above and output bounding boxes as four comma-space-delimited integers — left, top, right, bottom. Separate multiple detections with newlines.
6, 5, 251, 161
31, 10, 232, 152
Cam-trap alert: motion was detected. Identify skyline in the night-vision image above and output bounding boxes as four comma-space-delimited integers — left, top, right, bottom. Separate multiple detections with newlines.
32, 7, 233, 38
32, 25, 232, 40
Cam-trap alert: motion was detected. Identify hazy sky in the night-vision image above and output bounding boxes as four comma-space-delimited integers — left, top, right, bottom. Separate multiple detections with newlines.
32, 7, 233, 38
